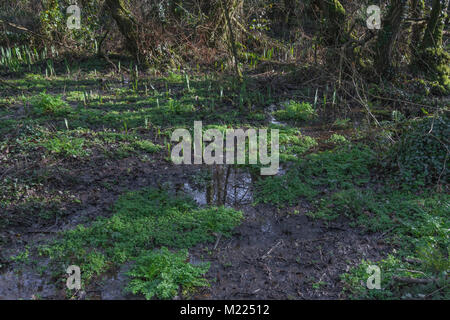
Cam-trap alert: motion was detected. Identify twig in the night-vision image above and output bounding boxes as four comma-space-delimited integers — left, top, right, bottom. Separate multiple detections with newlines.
213, 233, 222, 250
425, 284, 449, 298
261, 239, 283, 259
296, 237, 334, 244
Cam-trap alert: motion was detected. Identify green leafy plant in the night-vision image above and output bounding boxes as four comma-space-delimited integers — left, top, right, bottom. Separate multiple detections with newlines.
274, 101, 316, 122
42, 135, 89, 157
30, 92, 71, 116
254, 171, 317, 207
327, 134, 348, 146
39, 188, 242, 285
126, 247, 210, 300
385, 114, 449, 185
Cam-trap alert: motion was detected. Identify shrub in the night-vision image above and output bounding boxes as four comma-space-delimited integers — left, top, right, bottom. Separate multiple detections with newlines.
385, 114, 449, 186
327, 134, 348, 145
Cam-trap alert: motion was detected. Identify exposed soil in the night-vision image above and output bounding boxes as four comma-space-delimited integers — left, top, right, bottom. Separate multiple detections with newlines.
0, 158, 390, 300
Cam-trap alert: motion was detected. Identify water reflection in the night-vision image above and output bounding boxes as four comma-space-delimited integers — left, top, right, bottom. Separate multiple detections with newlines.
183, 165, 254, 207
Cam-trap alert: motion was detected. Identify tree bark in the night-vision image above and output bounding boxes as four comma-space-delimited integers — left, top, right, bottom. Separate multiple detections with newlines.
105, 0, 141, 62
314, 0, 348, 45
416, 0, 450, 94
410, 0, 425, 48
421, 0, 448, 49
375, 0, 408, 77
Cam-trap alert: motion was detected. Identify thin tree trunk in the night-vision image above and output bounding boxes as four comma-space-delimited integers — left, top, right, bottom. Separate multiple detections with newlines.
410, 0, 425, 48
221, 0, 243, 81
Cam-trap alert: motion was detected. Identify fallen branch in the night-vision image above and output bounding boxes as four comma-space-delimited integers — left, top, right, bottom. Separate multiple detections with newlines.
392, 276, 436, 284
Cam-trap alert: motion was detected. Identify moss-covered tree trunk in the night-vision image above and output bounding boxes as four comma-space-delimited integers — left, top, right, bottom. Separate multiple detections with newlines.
375, 0, 408, 77
410, 0, 425, 48
314, 0, 348, 44
421, 0, 447, 49
416, 0, 450, 94
105, 0, 142, 62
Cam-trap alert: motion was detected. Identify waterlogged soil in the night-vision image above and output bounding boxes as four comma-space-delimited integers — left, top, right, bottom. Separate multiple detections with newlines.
0, 155, 390, 300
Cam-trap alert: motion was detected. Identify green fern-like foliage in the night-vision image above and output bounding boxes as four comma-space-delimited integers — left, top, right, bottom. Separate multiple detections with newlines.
126, 247, 210, 300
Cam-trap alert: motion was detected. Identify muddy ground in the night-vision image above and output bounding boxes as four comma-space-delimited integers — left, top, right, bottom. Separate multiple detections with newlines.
0, 150, 390, 299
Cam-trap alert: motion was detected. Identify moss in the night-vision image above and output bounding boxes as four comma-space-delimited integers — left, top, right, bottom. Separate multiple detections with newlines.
421, 0, 445, 49
315, 0, 348, 44
375, 0, 408, 76
414, 0, 450, 93
410, 0, 426, 47
415, 48, 450, 95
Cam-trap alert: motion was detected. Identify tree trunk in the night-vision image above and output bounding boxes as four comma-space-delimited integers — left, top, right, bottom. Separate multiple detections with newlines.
410, 0, 425, 49
221, 0, 243, 81
421, 0, 448, 49
314, 0, 348, 45
105, 0, 141, 62
416, 0, 450, 94
375, 0, 408, 77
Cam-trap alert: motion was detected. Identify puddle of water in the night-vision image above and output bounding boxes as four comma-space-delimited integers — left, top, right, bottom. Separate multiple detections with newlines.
268, 104, 287, 126
183, 165, 253, 207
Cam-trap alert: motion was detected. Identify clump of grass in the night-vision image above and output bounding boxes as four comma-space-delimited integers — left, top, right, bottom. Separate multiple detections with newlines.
254, 144, 375, 207
30, 92, 71, 116
327, 134, 348, 146
42, 135, 89, 157
254, 171, 317, 207
274, 101, 316, 122
126, 247, 210, 300
132, 140, 162, 153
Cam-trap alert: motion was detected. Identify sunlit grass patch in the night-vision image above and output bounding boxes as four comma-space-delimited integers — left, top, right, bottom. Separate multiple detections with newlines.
30, 92, 72, 116
273, 101, 317, 122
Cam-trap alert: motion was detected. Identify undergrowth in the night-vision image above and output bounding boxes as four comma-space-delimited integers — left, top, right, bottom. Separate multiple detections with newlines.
126, 247, 210, 300
255, 133, 449, 299
38, 188, 243, 298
